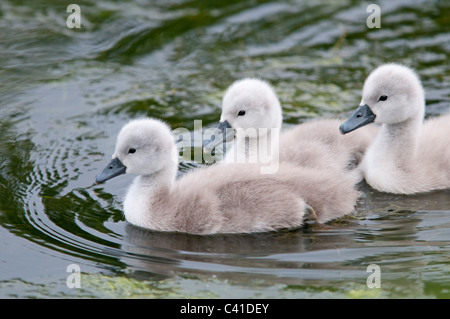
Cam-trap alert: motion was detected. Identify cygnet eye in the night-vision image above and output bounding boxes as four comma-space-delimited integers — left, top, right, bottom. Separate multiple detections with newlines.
237, 110, 246, 116
378, 95, 388, 101
128, 148, 136, 154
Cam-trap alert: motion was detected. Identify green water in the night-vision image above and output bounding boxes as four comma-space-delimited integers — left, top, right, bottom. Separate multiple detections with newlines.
0, 0, 449, 298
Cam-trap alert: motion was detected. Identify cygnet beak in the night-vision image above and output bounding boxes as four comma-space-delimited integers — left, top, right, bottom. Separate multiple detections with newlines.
203, 120, 235, 152
339, 104, 376, 135
95, 157, 126, 184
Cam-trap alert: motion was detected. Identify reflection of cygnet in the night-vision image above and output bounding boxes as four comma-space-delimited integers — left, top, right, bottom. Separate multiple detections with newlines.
96, 118, 360, 234
340, 63, 450, 194
205, 78, 378, 178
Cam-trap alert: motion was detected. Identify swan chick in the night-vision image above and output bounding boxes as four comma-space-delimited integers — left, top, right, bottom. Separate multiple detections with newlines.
204, 78, 282, 165
96, 118, 360, 234
205, 78, 378, 175
339, 63, 450, 194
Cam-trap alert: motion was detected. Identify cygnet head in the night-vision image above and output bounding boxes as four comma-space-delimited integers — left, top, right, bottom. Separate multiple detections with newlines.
220, 78, 282, 130
96, 118, 177, 183
340, 63, 425, 134
204, 78, 282, 150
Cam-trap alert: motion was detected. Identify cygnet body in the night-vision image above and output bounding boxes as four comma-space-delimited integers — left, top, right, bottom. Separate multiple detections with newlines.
340, 63, 450, 194
96, 118, 360, 234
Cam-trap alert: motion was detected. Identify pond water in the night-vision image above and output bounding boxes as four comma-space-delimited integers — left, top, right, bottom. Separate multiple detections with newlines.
0, 0, 449, 298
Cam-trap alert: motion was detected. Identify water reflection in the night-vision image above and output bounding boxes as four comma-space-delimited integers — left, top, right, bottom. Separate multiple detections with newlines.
120, 197, 448, 287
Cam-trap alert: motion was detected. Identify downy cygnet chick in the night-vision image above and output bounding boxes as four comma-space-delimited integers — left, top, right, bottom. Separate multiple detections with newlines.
204, 78, 378, 176
204, 78, 282, 165
339, 63, 450, 194
96, 118, 360, 234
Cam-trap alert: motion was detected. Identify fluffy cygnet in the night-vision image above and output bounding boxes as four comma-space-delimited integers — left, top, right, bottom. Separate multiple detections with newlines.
96, 118, 360, 234
204, 78, 378, 175
204, 78, 282, 165
340, 63, 450, 194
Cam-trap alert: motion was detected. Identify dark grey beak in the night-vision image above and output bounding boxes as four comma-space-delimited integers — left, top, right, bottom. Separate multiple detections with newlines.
95, 157, 126, 184
203, 120, 235, 152
339, 104, 376, 135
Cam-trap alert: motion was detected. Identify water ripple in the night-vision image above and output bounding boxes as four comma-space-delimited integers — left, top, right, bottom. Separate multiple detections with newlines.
0, 0, 449, 298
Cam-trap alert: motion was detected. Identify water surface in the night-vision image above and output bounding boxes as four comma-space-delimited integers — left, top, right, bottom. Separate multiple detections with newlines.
0, 0, 449, 298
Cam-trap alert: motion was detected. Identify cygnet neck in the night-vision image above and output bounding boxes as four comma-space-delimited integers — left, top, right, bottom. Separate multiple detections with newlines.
377, 108, 424, 166
138, 160, 178, 190
230, 126, 280, 164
